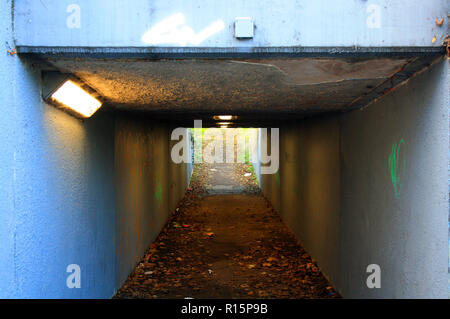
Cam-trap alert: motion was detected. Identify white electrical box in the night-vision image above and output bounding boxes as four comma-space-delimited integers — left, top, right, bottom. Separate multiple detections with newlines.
234, 17, 254, 39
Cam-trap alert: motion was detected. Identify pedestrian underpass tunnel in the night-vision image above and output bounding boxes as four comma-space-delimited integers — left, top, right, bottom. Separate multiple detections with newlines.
2, 52, 447, 299
1, 1, 449, 299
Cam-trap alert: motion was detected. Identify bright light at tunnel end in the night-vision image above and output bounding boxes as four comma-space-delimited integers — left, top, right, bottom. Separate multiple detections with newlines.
51, 80, 102, 118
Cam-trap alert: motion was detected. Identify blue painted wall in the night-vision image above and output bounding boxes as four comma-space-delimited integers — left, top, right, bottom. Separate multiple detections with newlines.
0, 3, 118, 295
13, 0, 448, 48
0, 0, 17, 299
1, 2, 190, 295
1, 1, 113, 297
0, 55, 117, 297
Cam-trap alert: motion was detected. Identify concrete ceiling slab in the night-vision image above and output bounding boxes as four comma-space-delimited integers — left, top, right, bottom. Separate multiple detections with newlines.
46, 57, 414, 117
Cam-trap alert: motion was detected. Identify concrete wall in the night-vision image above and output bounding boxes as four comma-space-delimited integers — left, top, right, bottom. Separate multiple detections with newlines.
339, 58, 448, 298
1, 0, 190, 295
0, 77, 190, 298
263, 58, 449, 298
261, 129, 281, 213
114, 117, 191, 287
169, 125, 192, 214
0, 0, 17, 298
14, 0, 447, 48
279, 118, 341, 284
0, 1, 117, 296
115, 115, 168, 286
1, 2, 119, 298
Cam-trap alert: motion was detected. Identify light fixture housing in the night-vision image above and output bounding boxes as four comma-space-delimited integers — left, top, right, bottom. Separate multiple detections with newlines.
213, 115, 235, 121
42, 71, 103, 118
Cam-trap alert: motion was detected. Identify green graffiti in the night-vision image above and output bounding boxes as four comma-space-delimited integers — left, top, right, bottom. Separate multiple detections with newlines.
155, 181, 162, 203
388, 139, 406, 199
275, 171, 280, 188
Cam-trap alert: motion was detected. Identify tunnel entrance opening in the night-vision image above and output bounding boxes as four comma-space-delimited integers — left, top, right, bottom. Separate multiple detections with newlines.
8, 43, 446, 298
114, 127, 341, 298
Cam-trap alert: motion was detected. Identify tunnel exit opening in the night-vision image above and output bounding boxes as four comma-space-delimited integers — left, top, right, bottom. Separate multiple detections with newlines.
190, 126, 262, 195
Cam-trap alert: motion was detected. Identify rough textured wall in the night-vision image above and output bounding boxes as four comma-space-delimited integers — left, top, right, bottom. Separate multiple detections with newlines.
265, 59, 448, 298
0, 39, 190, 297
169, 126, 191, 214
114, 117, 191, 291
0, 0, 16, 298
261, 129, 281, 212
114, 115, 170, 287
14, 0, 448, 47
0, 13, 117, 297
339, 59, 449, 298
1, 2, 190, 296
279, 119, 341, 285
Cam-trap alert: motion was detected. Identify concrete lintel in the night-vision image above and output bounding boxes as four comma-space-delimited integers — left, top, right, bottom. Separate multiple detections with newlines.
13, 0, 448, 48
16, 46, 446, 59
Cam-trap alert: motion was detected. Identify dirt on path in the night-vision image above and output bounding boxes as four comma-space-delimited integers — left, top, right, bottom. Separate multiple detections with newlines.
114, 162, 340, 299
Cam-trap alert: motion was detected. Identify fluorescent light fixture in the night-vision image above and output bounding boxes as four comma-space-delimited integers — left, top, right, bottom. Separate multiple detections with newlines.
216, 115, 233, 120
51, 80, 102, 118
217, 122, 231, 125
220, 125, 229, 128
42, 72, 103, 119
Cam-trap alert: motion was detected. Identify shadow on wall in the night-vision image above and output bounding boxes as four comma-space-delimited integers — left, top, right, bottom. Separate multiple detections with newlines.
114, 114, 190, 289
260, 59, 448, 299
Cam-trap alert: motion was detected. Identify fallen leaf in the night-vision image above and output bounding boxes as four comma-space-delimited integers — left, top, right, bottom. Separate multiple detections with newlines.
432, 35, 437, 43
435, 17, 444, 27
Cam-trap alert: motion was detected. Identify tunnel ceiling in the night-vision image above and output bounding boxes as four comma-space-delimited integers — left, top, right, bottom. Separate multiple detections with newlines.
41, 55, 440, 123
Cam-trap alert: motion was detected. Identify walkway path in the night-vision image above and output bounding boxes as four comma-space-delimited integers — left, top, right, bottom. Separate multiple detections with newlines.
114, 162, 340, 299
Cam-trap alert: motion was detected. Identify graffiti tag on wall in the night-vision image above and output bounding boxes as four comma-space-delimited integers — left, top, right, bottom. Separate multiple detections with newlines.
388, 139, 406, 199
